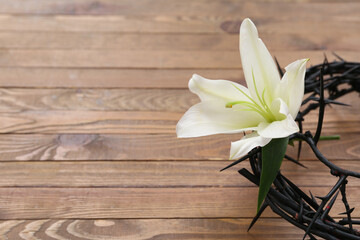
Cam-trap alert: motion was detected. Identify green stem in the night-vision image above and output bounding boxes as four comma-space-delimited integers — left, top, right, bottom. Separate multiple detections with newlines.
319, 135, 340, 141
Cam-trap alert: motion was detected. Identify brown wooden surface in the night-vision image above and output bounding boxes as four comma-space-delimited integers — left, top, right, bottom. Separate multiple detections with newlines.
0, 0, 359, 239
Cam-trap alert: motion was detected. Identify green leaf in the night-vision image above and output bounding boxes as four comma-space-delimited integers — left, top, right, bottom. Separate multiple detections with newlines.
257, 137, 289, 212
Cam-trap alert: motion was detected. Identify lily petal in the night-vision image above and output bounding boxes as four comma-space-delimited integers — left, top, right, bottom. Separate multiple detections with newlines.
257, 114, 299, 139
176, 101, 262, 138
270, 98, 290, 121
189, 74, 251, 103
277, 58, 309, 118
230, 132, 271, 160
240, 18, 280, 105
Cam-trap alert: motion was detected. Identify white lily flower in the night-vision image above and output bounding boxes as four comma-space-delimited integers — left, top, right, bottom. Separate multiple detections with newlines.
176, 18, 308, 160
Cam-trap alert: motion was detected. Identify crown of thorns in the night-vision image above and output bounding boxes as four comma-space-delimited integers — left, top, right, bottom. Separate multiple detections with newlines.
222, 54, 360, 240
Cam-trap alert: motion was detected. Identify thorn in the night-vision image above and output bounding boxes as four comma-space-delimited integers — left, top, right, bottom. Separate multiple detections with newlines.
324, 99, 350, 106
274, 56, 284, 77
248, 202, 268, 232
284, 155, 307, 168
220, 151, 256, 171
332, 51, 345, 61
323, 53, 328, 64
309, 191, 318, 205
339, 207, 355, 215
313, 66, 325, 145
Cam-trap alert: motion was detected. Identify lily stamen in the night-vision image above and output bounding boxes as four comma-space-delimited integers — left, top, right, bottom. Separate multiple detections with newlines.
225, 100, 274, 122
229, 79, 276, 123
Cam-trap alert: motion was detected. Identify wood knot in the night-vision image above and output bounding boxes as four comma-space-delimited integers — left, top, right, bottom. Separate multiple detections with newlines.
220, 20, 241, 34
57, 134, 98, 147
94, 220, 115, 227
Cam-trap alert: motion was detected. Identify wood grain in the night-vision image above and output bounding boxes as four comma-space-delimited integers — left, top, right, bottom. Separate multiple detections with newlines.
0, 68, 244, 88
0, 32, 359, 51
0, 87, 358, 113
0, 49, 357, 68
0, 0, 359, 18
0, 218, 318, 240
0, 160, 359, 188
0, 187, 359, 219
0, 88, 197, 113
0, 108, 357, 134
0, 91, 357, 159
0, 110, 178, 134
0, 0, 358, 238
0, 133, 359, 161
0, 218, 309, 240
0, 88, 358, 131
0, 15, 359, 35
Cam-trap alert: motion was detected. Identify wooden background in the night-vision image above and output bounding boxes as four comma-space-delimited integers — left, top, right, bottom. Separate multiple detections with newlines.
0, 0, 359, 239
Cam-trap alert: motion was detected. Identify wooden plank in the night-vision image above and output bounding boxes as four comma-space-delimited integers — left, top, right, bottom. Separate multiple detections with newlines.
0, 133, 232, 161
0, 49, 356, 68
0, 90, 358, 133
0, 218, 309, 240
0, 0, 358, 16
0, 186, 359, 219
0, 68, 244, 88
0, 110, 357, 134
0, 133, 358, 161
0, 32, 249, 50
0, 61, 356, 88
0, 32, 359, 51
0, 110, 178, 134
0, 15, 359, 34
0, 88, 197, 113
0, 160, 358, 188
0, 88, 357, 113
